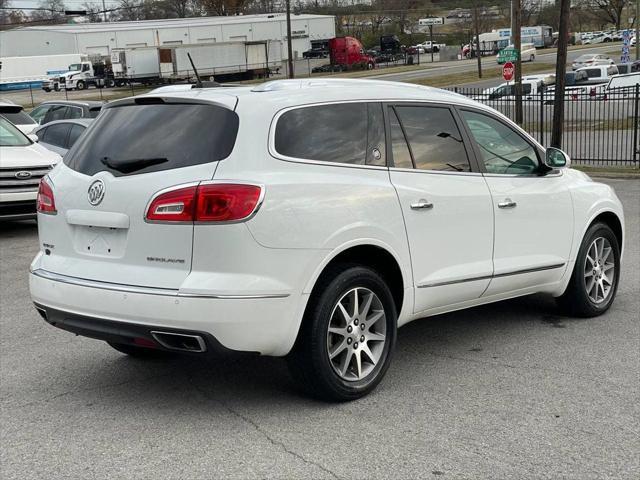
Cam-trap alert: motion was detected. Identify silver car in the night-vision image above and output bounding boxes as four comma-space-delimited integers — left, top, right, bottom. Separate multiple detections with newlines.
33, 118, 93, 156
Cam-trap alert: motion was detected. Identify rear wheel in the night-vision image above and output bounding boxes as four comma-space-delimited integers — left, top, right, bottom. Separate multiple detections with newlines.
287, 265, 397, 401
557, 222, 620, 317
108, 342, 171, 358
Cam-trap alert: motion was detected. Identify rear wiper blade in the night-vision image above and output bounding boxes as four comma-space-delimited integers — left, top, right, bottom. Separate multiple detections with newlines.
100, 156, 168, 174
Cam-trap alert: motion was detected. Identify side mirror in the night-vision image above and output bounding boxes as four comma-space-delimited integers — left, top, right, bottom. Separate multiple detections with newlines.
545, 147, 570, 169
28, 133, 38, 143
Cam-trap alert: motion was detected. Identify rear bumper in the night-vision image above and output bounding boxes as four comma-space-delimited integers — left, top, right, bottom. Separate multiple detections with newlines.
33, 303, 241, 356
29, 269, 305, 356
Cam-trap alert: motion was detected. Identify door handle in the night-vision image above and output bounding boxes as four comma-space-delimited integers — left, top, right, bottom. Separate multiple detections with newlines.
498, 198, 517, 209
410, 200, 434, 210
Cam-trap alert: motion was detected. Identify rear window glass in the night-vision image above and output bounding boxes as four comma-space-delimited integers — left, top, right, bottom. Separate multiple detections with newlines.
88, 107, 102, 118
64, 103, 239, 176
0, 111, 36, 125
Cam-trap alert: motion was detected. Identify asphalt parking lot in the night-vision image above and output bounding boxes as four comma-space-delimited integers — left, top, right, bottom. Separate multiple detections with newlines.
1, 178, 638, 480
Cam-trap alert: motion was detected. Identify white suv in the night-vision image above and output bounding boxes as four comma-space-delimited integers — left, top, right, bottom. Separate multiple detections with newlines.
30, 79, 624, 401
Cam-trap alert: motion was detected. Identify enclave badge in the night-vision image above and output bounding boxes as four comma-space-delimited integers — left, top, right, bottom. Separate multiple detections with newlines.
87, 179, 105, 206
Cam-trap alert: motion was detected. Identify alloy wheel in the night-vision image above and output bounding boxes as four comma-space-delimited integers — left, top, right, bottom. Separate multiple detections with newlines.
326, 287, 387, 381
584, 236, 615, 304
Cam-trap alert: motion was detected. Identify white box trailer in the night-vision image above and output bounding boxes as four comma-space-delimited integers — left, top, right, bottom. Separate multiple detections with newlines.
111, 40, 283, 84
0, 54, 87, 90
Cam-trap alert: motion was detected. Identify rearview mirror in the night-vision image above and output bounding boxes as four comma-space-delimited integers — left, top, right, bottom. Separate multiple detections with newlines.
28, 133, 38, 143
545, 147, 570, 169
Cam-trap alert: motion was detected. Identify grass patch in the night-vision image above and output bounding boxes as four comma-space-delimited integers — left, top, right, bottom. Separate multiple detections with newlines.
408, 63, 556, 88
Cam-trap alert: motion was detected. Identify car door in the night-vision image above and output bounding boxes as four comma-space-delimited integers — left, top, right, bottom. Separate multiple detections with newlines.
458, 108, 573, 297
387, 103, 494, 314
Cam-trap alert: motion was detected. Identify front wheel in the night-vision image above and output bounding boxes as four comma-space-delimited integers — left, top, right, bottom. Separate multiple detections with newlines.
287, 265, 397, 401
557, 222, 620, 317
530, 54, 535, 62
76, 80, 86, 90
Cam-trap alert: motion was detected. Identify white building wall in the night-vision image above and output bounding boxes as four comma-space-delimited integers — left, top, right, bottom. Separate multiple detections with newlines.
0, 15, 336, 60
1, 30, 77, 57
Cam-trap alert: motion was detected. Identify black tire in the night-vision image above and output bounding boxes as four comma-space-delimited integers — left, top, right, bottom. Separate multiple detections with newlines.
530, 54, 535, 62
107, 341, 172, 358
43, 88, 51, 92
287, 264, 397, 402
76, 80, 86, 90
557, 222, 620, 317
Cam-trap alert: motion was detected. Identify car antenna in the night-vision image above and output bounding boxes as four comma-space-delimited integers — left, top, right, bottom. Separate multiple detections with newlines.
187, 52, 203, 88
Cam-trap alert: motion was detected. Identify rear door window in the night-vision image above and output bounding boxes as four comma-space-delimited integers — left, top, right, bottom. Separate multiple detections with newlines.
64, 102, 239, 176
41, 123, 72, 148
43, 105, 68, 124
65, 107, 83, 119
0, 110, 36, 126
275, 103, 367, 165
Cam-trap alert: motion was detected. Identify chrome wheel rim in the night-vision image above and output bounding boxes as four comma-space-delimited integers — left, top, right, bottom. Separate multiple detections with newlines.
584, 237, 615, 304
327, 287, 387, 382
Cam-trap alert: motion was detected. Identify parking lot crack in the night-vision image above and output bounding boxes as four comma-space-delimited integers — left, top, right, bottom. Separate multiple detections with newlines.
187, 378, 341, 479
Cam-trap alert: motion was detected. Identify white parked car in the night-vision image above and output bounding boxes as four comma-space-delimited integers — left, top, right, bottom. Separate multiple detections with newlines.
575, 64, 620, 84
29, 79, 624, 401
572, 54, 615, 70
0, 117, 61, 220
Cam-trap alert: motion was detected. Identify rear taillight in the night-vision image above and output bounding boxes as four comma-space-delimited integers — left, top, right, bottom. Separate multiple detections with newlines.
145, 183, 262, 223
146, 185, 197, 222
36, 177, 56, 215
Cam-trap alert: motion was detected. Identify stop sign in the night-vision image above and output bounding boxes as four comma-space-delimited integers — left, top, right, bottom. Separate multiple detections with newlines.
502, 62, 515, 82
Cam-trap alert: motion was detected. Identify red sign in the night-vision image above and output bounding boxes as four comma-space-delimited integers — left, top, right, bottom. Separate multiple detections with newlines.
502, 62, 515, 82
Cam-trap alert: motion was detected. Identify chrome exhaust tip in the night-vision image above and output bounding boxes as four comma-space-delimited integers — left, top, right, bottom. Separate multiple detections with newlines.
150, 331, 206, 353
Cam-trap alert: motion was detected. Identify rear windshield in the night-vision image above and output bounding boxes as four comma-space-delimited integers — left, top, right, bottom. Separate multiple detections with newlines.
64, 103, 239, 176
0, 111, 36, 125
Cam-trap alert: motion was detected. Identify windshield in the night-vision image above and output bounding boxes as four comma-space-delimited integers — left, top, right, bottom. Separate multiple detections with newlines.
64, 102, 239, 176
68, 63, 81, 71
0, 117, 31, 147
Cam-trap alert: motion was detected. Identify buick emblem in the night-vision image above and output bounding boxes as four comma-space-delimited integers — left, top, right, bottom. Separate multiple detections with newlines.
87, 179, 105, 206
15, 171, 32, 179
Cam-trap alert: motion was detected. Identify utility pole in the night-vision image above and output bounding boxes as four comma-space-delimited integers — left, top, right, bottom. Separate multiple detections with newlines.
513, 0, 523, 125
102, 0, 107, 22
473, 2, 482, 78
551, 0, 571, 148
286, 0, 294, 79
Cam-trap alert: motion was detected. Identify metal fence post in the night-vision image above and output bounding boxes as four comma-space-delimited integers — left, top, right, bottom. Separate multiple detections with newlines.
29, 84, 35, 108
64, 88, 68, 100
634, 83, 639, 164
539, 89, 545, 145
130, 79, 134, 97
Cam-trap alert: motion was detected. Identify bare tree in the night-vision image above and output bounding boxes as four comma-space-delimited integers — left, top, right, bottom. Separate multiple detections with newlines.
584, 0, 629, 30
30, 0, 66, 21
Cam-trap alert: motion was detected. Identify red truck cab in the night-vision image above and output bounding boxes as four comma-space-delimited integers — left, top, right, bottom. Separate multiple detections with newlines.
329, 37, 375, 70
